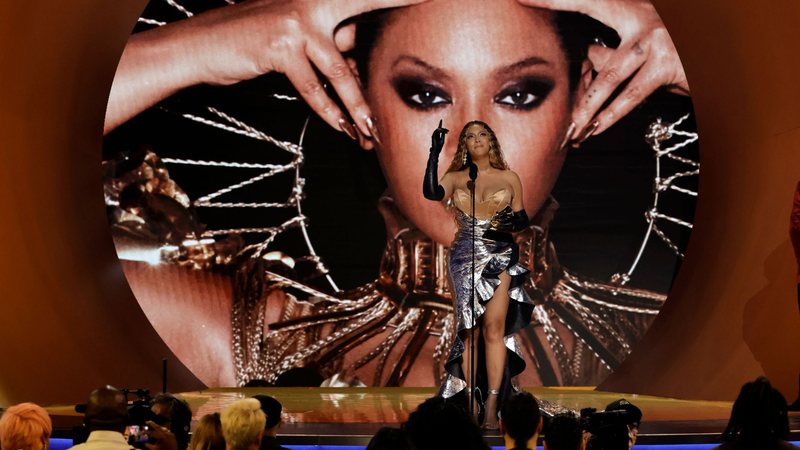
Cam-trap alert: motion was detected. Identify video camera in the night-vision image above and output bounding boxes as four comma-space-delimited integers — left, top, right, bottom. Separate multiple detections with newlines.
579, 408, 633, 450
579, 408, 631, 433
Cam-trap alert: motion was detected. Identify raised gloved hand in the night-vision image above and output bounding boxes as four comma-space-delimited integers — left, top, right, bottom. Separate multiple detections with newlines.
431, 119, 448, 155
423, 120, 448, 201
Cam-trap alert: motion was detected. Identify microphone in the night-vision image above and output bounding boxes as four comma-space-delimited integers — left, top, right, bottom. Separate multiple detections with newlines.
466, 154, 478, 190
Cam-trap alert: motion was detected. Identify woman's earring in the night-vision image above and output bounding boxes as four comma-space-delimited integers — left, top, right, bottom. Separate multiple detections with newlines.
462, 150, 468, 167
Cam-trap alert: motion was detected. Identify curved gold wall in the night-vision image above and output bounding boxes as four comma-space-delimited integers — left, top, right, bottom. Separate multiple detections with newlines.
0, 1, 203, 405
0, 0, 797, 404
600, 0, 800, 401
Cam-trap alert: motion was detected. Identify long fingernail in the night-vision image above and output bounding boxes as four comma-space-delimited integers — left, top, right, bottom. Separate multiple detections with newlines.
338, 118, 358, 141
366, 116, 382, 146
571, 120, 599, 148
560, 122, 576, 149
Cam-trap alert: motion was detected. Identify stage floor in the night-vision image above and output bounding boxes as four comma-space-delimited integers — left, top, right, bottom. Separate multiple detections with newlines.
46, 387, 800, 446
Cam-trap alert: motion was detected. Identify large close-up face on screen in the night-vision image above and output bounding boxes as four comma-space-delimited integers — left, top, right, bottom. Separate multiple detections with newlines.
359, 0, 576, 245
104, 0, 698, 389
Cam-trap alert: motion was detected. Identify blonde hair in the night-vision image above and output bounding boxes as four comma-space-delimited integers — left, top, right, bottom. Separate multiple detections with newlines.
445, 121, 509, 173
189, 413, 226, 450
0, 402, 52, 450
220, 399, 266, 450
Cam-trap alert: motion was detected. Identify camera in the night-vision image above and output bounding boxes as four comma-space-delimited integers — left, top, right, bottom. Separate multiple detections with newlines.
123, 388, 165, 448
579, 408, 630, 433
580, 408, 633, 450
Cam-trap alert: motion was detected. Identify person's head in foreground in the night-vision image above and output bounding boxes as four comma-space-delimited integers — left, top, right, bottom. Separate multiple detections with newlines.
720, 376, 792, 448
0, 402, 52, 450
84, 385, 128, 433
189, 413, 226, 450
365, 426, 416, 450
151, 392, 193, 450
402, 396, 488, 450
544, 412, 585, 450
252, 394, 283, 437
221, 398, 267, 450
603, 398, 642, 449
499, 391, 543, 450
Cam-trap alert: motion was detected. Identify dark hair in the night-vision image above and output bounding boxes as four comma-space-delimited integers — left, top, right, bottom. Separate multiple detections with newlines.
352, 8, 604, 91
499, 391, 541, 450
152, 393, 193, 450
544, 413, 583, 450
252, 394, 283, 429
721, 377, 791, 447
84, 386, 128, 433
402, 396, 488, 450
366, 427, 416, 450
604, 398, 642, 427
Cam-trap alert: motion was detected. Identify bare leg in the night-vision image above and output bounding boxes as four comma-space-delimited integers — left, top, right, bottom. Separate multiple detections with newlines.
481, 271, 511, 429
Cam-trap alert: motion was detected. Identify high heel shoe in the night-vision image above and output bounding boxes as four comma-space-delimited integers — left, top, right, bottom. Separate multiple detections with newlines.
481, 389, 500, 431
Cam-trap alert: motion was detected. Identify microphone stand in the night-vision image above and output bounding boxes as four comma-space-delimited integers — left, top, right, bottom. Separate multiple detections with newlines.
467, 158, 478, 421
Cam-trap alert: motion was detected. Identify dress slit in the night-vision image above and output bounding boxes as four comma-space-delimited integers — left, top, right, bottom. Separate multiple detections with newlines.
438, 208, 536, 403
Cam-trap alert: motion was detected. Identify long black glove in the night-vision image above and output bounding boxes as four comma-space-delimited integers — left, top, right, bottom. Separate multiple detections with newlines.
423, 120, 448, 201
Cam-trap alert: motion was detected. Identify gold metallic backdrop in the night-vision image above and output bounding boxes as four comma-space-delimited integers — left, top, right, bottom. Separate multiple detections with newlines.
0, 0, 797, 405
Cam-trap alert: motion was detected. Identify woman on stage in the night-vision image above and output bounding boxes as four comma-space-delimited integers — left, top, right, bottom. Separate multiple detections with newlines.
424, 120, 535, 429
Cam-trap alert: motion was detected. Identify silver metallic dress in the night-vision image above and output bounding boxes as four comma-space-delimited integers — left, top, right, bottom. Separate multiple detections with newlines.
439, 193, 537, 399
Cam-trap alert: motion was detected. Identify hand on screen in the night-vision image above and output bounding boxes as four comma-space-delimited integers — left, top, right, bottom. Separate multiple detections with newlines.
106, 0, 428, 135
516, 0, 690, 138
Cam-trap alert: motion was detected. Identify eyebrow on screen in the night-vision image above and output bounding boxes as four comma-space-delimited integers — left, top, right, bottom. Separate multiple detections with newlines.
391, 55, 452, 81
391, 55, 552, 80
493, 56, 552, 78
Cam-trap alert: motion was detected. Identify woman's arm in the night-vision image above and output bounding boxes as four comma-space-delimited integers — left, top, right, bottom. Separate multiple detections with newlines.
105, 0, 428, 135
439, 171, 456, 201
510, 170, 525, 212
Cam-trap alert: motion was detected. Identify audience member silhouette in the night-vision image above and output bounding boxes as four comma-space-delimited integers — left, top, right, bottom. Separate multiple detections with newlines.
402, 396, 488, 450
253, 394, 289, 450
715, 377, 798, 450
365, 427, 416, 450
189, 413, 226, 450
70, 385, 136, 450
603, 399, 641, 449
221, 399, 266, 450
498, 391, 543, 450
544, 413, 585, 450
152, 393, 193, 450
